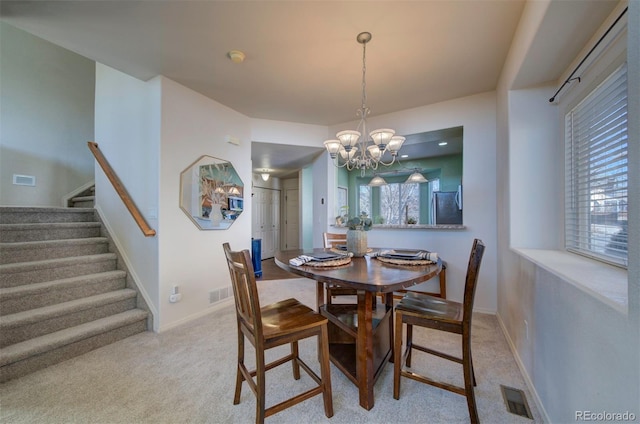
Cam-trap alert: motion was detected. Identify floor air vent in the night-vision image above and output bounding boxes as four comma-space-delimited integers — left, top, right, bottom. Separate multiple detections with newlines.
501, 385, 533, 419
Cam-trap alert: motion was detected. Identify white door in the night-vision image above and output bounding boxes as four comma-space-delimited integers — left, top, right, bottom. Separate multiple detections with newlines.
270, 190, 281, 255
251, 187, 280, 260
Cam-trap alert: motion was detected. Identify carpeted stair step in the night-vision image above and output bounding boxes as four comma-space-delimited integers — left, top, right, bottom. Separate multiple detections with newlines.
0, 270, 127, 315
70, 196, 95, 208
0, 222, 102, 243
0, 237, 109, 265
0, 309, 148, 383
0, 253, 117, 288
0, 207, 96, 224
0, 289, 139, 347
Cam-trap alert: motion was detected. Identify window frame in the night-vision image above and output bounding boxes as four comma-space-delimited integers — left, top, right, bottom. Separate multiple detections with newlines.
564, 62, 628, 269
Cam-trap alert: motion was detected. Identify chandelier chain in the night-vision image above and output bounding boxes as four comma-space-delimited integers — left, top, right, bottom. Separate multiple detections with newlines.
361, 40, 367, 111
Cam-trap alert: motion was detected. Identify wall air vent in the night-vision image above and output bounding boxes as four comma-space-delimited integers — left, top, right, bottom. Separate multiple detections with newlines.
12, 174, 36, 186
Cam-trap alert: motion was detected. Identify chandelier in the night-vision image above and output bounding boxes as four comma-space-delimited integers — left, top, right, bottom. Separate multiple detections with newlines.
324, 32, 406, 176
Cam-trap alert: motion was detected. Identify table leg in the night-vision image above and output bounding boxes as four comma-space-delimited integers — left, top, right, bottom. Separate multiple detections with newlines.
356, 290, 374, 410
386, 291, 395, 363
316, 281, 324, 362
316, 280, 324, 312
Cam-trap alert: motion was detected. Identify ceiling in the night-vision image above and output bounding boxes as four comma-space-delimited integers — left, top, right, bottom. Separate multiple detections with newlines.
0, 0, 619, 178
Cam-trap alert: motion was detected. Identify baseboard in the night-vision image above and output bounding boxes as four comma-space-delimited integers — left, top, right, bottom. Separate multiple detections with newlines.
158, 296, 234, 333
94, 204, 159, 331
496, 312, 550, 423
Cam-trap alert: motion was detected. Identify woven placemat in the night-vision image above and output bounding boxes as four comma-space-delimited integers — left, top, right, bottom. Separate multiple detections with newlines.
303, 256, 352, 267
375, 256, 435, 266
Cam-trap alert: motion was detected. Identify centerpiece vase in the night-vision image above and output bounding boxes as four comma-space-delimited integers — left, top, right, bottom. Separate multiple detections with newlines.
209, 203, 223, 227
347, 229, 368, 257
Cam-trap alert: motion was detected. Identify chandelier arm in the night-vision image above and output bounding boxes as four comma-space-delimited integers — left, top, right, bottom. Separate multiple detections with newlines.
333, 158, 350, 169
376, 156, 397, 167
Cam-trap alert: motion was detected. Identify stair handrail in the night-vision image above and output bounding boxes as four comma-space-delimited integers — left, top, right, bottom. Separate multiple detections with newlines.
87, 141, 156, 237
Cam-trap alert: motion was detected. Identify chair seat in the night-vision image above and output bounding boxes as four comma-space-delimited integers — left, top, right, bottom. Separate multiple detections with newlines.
395, 292, 463, 324
261, 298, 327, 339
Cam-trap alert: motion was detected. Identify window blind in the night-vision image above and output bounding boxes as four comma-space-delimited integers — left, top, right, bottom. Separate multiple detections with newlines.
565, 63, 628, 267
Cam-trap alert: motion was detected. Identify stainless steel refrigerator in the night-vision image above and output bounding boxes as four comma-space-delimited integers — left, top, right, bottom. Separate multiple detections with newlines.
431, 186, 463, 224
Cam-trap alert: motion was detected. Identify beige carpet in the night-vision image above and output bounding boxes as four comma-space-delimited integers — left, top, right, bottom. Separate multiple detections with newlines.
0, 278, 542, 424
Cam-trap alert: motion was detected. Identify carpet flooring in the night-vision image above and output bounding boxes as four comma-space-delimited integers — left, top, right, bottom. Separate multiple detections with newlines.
0, 278, 542, 424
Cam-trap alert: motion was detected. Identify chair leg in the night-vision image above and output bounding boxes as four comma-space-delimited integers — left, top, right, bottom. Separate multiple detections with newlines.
462, 335, 479, 424
255, 349, 266, 424
234, 327, 244, 405
319, 325, 334, 418
291, 341, 301, 380
393, 310, 404, 400
405, 324, 413, 368
470, 348, 477, 386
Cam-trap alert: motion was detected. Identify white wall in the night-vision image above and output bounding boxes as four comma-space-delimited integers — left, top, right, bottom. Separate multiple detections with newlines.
158, 77, 252, 331
250, 118, 328, 147
496, 1, 639, 421
94, 63, 161, 326
0, 23, 95, 206
328, 92, 498, 311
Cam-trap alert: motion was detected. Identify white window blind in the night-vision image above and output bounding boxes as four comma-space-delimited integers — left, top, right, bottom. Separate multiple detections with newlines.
565, 63, 628, 267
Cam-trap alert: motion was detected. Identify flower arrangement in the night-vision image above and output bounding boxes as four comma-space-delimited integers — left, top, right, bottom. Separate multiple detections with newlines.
347, 213, 373, 231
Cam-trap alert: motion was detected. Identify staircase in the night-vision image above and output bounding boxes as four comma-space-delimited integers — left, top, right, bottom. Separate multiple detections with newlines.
0, 206, 149, 383
67, 184, 95, 208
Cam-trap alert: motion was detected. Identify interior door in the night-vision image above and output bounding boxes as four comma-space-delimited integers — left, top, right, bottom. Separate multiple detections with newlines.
251, 187, 280, 260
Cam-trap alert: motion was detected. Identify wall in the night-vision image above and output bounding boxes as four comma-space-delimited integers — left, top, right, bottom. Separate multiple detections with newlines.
328, 92, 498, 311
94, 63, 161, 328
158, 77, 252, 331
496, 1, 639, 421
0, 23, 95, 206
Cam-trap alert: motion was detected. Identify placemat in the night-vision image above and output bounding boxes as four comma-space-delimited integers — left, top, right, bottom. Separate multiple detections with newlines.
375, 256, 435, 266
303, 256, 352, 267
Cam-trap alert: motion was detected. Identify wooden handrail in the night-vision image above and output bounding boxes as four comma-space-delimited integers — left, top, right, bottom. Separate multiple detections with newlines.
88, 141, 156, 237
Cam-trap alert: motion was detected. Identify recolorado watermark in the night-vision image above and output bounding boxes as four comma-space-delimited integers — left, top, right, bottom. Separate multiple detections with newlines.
576, 411, 637, 421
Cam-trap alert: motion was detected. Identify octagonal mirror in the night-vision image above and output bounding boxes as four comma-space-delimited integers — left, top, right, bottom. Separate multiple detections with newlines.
180, 155, 244, 230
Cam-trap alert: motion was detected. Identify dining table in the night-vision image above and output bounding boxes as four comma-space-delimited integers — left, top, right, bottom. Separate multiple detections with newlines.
274, 247, 445, 410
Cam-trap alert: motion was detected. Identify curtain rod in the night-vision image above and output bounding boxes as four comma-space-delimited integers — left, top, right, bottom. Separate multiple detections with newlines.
549, 6, 628, 103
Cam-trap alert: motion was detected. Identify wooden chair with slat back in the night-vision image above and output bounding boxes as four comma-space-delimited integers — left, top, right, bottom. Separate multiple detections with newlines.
322, 232, 362, 305
393, 239, 485, 424
223, 243, 333, 424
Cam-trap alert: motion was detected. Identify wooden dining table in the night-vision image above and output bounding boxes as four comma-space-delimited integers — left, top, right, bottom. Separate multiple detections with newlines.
274, 248, 444, 410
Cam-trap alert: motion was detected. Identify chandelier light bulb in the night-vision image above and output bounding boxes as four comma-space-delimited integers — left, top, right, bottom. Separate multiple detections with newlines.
387, 136, 406, 154
324, 140, 342, 158
367, 145, 382, 161
369, 129, 395, 150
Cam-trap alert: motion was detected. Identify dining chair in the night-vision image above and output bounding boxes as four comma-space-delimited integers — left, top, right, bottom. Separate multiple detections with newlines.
223, 242, 334, 424
322, 232, 357, 305
393, 238, 485, 424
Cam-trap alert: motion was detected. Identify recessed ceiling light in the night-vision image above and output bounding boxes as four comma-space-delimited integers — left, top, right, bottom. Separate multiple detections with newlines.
400, 154, 409, 158
438, 141, 448, 146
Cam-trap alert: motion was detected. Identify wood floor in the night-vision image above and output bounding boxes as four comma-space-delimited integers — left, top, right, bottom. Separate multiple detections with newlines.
257, 258, 299, 281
